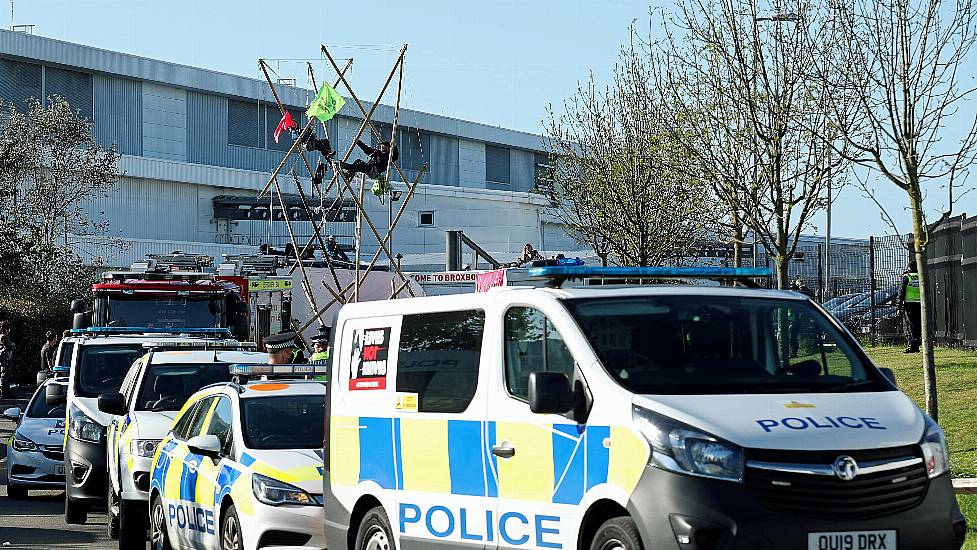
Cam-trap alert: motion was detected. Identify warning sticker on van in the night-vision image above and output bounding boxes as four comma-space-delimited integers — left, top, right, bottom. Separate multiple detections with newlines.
350, 327, 391, 391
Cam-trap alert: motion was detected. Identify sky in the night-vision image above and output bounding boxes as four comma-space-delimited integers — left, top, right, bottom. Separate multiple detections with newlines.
11, 0, 975, 239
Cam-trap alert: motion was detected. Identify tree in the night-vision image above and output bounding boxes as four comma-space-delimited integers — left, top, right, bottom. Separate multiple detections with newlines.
543, 35, 714, 267
818, 0, 977, 420
0, 96, 121, 365
660, 0, 850, 288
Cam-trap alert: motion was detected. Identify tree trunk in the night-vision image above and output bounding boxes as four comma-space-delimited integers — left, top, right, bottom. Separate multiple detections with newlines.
909, 188, 938, 420
775, 253, 790, 290
732, 220, 743, 268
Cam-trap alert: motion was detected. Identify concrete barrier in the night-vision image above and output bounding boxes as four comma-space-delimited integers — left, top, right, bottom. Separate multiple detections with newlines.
953, 478, 977, 494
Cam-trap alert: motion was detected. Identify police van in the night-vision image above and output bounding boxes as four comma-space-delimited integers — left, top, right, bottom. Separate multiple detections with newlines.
322, 267, 966, 550
149, 364, 328, 550
101, 342, 263, 547
44, 327, 242, 524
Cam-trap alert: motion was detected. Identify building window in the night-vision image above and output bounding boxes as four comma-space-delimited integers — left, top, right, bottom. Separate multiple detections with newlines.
419, 211, 435, 227
227, 99, 259, 148
396, 310, 485, 413
45, 66, 93, 120
0, 58, 41, 112
486, 144, 510, 184
265, 104, 303, 152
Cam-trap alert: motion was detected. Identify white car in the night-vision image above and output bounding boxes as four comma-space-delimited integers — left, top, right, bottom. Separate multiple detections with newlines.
3, 378, 68, 499
102, 344, 265, 548
149, 364, 327, 550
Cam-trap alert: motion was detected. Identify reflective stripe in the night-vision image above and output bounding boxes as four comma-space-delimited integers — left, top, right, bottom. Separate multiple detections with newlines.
904, 273, 920, 302
495, 421, 554, 501
400, 418, 450, 493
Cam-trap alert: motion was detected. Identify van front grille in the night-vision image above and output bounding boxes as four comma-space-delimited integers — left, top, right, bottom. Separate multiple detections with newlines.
744, 446, 928, 520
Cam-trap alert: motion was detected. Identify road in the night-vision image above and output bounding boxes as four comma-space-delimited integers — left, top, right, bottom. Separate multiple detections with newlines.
0, 389, 135, 550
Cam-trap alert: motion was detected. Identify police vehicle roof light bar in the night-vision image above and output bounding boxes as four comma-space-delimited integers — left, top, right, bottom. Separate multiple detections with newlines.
140, 340, 256, 350
507, 266, 773, 288
70, 327, 233, 336
228, 363, 328, 382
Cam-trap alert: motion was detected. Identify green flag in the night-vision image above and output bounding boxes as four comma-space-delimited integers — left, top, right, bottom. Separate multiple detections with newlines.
306, 83, 346, 123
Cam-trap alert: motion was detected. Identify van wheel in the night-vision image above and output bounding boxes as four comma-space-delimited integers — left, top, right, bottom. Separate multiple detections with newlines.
355, 505, 395, 550
590, 516, 643, 550
118, 499, 149, 548
107, 489, 120, 539
7, 484, 27, 500
221, 503, 244, 550
150, 494, 172, 550
65, 496, 88, 524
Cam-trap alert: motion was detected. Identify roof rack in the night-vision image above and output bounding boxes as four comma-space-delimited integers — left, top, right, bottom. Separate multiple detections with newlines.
228, 363, 327, 384
217, 254, 287, 277
138, 252, 214, 272
505, 266, 773, 289
71, 327, 233, 337
141, 340, 255, 350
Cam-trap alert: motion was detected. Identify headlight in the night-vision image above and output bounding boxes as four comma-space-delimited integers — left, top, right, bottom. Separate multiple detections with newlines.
633, 405, 744, 483
252, 473, 318, 506
920, 415, 950, 479
130, 439, 161, 458
12, 435, 37, 452
68, 404, 104, 444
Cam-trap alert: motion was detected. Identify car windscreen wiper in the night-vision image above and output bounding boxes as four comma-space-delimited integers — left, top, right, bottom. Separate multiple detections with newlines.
812, 379, 879, 392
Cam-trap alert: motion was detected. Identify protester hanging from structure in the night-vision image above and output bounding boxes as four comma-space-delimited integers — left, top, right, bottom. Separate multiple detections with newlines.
340, 139, 399, 181
326, 235, 351, 263
299, 127, 335, 159
898, 261, 921, 353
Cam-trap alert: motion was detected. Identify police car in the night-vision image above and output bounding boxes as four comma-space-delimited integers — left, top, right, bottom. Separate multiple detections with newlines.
44, 327, 243, 524
149, 363, 327, 550
3, 377, 68, 499
322, 267, 966, 550
101, 342, 265, 547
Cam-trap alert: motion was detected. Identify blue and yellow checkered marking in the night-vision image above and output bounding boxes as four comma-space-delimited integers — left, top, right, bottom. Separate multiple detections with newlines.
332, 417, 647, 504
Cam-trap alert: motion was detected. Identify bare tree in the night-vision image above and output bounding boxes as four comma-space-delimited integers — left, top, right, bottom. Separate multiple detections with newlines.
661, 0, 850, 288
820, 0, 977, 419
543, 36, 714, 267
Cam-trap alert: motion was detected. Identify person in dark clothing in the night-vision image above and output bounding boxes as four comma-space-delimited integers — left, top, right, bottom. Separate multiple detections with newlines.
898, 261, 921, 353
298, 127, 335, 159
326, 235, 351, 264
340, 140, 398, 180
40, 331, 57, 373
789, 278, 816, 357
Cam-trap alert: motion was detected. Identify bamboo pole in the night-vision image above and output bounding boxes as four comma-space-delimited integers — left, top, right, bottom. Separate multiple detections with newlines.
354, 173, 365, 302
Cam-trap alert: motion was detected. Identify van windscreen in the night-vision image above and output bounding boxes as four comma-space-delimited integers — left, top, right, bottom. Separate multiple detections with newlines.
75, 344, 145, 398
564, 295, 888, 395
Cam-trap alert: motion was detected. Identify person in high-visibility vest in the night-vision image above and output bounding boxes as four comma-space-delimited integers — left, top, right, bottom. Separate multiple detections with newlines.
309, 326, 331, 365
898, 261, 921, 353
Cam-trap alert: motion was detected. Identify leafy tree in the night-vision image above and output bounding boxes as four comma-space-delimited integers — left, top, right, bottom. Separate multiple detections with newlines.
543, 34, 714, 267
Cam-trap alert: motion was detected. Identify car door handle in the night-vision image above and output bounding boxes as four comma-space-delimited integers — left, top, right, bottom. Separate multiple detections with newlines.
492, 444, 515, 458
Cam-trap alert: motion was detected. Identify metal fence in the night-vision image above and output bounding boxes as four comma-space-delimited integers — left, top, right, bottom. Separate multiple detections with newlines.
928, 214, 977, 348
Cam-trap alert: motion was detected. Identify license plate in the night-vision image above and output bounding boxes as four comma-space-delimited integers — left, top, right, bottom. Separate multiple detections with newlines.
808, 531, 896, 550
55, 465, 65, 476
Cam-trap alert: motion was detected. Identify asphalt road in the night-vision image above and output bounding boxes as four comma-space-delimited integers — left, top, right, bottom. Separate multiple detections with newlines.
0, 388, 138, 550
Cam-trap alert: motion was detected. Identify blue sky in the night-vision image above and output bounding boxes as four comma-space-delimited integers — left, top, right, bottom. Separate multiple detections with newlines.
13, 0, 973, 238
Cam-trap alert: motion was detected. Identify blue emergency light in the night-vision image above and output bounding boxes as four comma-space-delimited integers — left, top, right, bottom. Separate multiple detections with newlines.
70, 326, 232, 336
508, 266, 772, 288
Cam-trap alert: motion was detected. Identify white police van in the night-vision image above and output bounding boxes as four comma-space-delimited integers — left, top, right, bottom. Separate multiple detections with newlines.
44, 327, 242, 524
101, 341, 263, 547
149, 363, 328, 550
322, 267, 967, 550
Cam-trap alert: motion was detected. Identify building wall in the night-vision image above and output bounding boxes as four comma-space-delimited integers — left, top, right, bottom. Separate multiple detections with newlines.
93, 74, 142, 155
141, 83, 187, 162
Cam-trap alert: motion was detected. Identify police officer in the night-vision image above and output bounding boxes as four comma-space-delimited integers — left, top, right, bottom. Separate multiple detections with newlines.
309, 326, 331, 365
898, 261, 921, 353
264, 331, 307, 364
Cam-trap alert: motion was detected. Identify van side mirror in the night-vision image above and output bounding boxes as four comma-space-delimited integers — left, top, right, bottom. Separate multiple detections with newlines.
187, 434, 221, 459
46, 383, 67, 406
3, 407, 22, 422
879, 368, 897, 386
70, 298, 88, 313
528, 372, 577, 415
97, 392, 127, 416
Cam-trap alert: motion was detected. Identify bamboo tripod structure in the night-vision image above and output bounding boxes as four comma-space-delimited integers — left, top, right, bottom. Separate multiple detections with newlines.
256, 44, 426, 334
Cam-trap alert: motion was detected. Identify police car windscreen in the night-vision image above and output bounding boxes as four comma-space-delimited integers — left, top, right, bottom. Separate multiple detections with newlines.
76, 345, 146, 398
136, 363, 232, 411
564, 296, 888, 395
28, 389, 66, 418
240, 395, 325, 450
105, 296, 223, 329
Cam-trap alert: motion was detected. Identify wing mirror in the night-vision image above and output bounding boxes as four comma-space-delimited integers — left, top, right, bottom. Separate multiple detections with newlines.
187, 434, 222, 460
879, 367, 897, 386
97, 392, 127, 416
46, 383, 67, 406
2, 407, 22, 422
528, 372, 578, 415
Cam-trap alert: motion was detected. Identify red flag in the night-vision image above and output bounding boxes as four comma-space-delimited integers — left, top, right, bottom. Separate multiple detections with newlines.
273, 111, 297, 143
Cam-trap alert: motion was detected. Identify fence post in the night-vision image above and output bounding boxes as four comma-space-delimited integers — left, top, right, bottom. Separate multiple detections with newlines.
870, 236, 877, 347
817, 243, 824, 301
